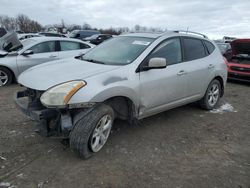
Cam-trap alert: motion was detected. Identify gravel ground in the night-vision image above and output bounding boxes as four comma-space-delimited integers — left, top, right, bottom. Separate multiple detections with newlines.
0, 82, 249, 188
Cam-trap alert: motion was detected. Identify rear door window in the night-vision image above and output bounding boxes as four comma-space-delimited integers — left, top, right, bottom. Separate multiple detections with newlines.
183, 38, 206, 61
204, 41, 215, 54
30, 41, 56, 54
60, 41, 82, 51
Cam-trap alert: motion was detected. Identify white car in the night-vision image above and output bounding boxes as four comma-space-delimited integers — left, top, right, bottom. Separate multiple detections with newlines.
0, 37, 95, 86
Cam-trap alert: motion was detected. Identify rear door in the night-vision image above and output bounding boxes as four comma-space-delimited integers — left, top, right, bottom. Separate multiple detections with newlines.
58, 41, 91, 58
182, 37, 215, 99
139, 37, 188, 117
17, 41, 59, 73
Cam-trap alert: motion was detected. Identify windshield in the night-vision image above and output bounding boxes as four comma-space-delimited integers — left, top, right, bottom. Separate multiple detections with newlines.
87, 34, 99, 40
82, 36, 154, 65
16, 38, 36, 51
69, 30, 78, 38
21, 38, 36, 47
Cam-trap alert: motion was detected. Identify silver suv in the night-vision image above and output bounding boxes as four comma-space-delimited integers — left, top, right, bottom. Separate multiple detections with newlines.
15, 31, 227, 159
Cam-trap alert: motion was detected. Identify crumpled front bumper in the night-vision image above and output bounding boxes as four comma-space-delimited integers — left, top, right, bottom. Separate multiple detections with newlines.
15, 90, 58, 121
14, 90, 59, 136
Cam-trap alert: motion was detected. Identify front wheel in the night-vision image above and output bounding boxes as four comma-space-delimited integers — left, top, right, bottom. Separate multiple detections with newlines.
200, 79, 221, 110
70, 104, 114, 159
0, 67, 13, 86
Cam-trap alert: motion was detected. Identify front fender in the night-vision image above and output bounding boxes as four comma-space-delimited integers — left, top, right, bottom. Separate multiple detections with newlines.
69, 85, 139, 110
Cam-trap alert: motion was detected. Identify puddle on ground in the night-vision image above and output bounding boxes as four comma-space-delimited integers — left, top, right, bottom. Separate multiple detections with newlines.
210, 103, 237, 114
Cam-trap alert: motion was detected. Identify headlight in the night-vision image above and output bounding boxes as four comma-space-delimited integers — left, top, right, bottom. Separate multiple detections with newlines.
40, 80, 86, 107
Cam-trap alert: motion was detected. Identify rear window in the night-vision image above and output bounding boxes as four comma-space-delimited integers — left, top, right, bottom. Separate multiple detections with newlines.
204, 41, 215, 54
183, 38, 206, 61
60, 41, 81, 51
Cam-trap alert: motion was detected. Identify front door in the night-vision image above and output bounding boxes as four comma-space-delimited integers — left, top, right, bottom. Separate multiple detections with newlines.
139, 37, 188, 118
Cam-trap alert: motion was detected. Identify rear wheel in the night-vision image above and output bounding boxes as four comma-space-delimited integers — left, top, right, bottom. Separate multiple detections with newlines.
0, 67, 12, 86
200, 79, 221, 110
70, 104, 114, 159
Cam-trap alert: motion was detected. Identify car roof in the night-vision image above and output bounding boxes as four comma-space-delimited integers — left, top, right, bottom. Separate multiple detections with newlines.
121, 31, 209, 40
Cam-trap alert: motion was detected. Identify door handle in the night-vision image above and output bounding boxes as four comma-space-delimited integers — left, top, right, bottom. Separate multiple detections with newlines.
177, 70, 187, 76
208, 64, 215, 69
49, 55, 57, 58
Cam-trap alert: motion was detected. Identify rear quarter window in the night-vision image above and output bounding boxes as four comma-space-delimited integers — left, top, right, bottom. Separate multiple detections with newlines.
183, 38, 206, 61
204, 41, 215, 54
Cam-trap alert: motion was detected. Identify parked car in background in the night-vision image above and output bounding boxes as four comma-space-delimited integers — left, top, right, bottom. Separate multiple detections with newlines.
227, 39, 250, 82
69, 30, 100, 39
39, 32, 67, 38
0, 28, 7, 38
83, 34, 113, 45
15, 31, 227, 159
0, 37, 95, 86
18, 33, 42, 41
216, 42, 232, 61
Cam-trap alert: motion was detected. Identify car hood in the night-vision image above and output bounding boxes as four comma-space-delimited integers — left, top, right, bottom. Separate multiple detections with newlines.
18, 58, 121, 90
231, 39, 250, 56
0, 32, 22, 52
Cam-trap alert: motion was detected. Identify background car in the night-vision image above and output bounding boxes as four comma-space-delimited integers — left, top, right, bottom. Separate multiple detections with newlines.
39, 32, 67, 37
83, 34, 113, 45
69, 30, 100, 39
18, 33, 42, 41
227, 39, 250, 82
216, 42, 232, 61
0, 37, 95, 86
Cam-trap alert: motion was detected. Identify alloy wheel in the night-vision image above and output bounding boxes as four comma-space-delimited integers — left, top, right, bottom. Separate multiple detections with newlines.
0, 70, 8, 86
90, 114, 112, 152
207, 83, 220, 107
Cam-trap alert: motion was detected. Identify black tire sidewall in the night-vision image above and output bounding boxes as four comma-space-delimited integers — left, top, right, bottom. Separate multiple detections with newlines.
69, 104, 114, 159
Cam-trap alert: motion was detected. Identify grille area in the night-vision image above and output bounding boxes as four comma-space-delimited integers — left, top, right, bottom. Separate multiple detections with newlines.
230, 66, 250, 73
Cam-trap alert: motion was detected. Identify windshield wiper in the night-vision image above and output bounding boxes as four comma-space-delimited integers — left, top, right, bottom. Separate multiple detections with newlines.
82, 58, 105, 64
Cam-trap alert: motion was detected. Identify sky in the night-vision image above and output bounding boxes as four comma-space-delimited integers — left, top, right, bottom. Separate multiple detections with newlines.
1, 0, 250, 39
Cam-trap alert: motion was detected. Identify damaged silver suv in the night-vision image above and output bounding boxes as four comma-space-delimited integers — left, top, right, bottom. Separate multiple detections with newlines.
15, 31, 227, 159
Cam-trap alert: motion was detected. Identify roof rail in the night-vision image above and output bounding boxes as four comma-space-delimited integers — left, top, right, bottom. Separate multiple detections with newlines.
173, 30, 208, 39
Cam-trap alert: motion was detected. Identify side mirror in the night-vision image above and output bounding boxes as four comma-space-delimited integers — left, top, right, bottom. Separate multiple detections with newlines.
148, 58, 167, 68
22, 50, 33, 56
139, 57, 167, 72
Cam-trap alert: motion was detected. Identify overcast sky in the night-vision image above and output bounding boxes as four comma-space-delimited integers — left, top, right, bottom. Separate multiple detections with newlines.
1, 0, 250, 39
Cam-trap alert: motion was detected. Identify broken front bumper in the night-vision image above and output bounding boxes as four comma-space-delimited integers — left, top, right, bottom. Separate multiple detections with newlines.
15, 90, 58, 121
14, 90, 61, 136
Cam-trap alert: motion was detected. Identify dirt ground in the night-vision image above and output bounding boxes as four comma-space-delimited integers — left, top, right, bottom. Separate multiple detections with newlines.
0, 82, 249, 188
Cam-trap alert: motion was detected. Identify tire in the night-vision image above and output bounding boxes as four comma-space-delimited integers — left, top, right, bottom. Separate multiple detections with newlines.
0, 67, 13, 86
200, 79, 221, 110
70, 104, 115, 159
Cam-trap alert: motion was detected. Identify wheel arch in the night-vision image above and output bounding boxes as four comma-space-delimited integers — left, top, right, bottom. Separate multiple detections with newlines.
213, 76, 224, 97
104, 96, 138, 120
